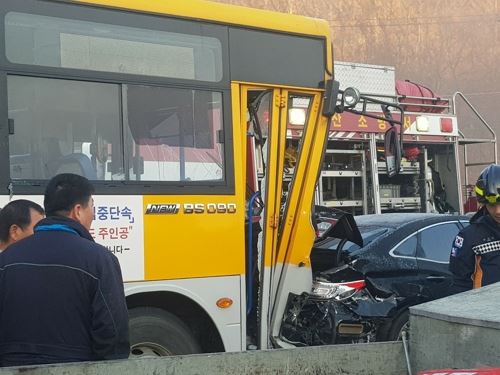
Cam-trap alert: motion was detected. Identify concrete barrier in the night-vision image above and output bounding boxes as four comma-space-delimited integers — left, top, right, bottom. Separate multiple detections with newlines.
410, 282, 500, 373
0, 342, 406, 375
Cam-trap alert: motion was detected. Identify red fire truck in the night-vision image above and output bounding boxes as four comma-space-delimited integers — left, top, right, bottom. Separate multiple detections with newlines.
305, 61, 497, 215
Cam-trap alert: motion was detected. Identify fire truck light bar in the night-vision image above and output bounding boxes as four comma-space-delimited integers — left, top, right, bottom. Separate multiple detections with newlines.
416, 116, 430, 132
440, 118, 453, 133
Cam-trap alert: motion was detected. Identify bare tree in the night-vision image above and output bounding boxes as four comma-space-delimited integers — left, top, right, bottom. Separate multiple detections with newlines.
213, 0, 500, 169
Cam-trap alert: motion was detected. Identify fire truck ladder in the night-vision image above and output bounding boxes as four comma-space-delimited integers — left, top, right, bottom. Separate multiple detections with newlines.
453, 91, 498, 193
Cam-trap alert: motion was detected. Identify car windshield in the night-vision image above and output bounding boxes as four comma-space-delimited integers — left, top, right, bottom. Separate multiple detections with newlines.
326, 226, 389, 253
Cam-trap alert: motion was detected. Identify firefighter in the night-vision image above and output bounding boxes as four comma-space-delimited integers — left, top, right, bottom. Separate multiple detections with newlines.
450, 164, 500, 292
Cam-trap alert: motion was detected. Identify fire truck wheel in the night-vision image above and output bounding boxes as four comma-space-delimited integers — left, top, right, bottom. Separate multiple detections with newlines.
129, 307, 201, 357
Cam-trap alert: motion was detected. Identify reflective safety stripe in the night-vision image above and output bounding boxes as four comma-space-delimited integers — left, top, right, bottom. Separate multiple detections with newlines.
473, 255, 483, 289
472, 240, 500, 255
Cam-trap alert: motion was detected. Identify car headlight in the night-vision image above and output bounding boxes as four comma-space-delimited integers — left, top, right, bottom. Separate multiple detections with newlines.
310, 280, 366, 301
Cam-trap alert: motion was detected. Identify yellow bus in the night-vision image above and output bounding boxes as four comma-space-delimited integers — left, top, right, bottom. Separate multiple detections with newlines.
0, 0, 397, 356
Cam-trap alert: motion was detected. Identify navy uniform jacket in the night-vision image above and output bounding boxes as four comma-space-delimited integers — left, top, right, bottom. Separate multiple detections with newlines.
0, 216, 129, 366
449, 208, 500, 293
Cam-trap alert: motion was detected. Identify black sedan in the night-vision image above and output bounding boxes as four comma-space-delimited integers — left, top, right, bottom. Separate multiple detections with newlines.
280, 212, 469, 345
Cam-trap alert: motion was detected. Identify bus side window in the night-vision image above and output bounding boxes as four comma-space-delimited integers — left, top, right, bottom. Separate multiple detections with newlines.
7, 75, 123, 182
124, 85, 224, 182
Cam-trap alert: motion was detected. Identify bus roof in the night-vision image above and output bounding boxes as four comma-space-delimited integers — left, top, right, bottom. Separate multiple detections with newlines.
69, 0, 333, 74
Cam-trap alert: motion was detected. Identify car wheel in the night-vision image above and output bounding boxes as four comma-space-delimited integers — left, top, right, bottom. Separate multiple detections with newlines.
129, 307, 201, 357
386, 310, 410, 341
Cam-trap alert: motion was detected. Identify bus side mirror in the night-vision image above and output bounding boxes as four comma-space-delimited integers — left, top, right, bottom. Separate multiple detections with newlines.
384, 126, 401, 177
322, 79, 340, 117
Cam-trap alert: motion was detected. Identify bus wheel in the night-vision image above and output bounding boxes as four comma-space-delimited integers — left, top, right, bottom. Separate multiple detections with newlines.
129, 307, 201, 357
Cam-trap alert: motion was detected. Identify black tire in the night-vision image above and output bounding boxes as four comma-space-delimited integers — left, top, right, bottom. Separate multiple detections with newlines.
129, 307, 201, 357
385, 310, 410, 341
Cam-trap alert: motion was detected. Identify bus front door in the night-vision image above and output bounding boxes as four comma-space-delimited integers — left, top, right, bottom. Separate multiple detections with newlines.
239, 84, 325, 348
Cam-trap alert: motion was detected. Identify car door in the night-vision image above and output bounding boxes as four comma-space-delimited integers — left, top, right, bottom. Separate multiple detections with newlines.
386, 233, 422, 300
416, 221, 462, 300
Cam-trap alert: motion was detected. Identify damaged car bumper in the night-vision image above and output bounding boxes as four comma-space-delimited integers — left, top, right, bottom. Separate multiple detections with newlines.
280, 280, 400, 346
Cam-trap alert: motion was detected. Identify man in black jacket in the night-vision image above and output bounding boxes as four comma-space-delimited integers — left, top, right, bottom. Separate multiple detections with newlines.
0, 174, 130, 366
450, 164, 500, 292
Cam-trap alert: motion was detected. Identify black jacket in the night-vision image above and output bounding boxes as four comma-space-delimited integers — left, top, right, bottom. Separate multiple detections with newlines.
0, 216, 129, 366
449, 208, 500, 293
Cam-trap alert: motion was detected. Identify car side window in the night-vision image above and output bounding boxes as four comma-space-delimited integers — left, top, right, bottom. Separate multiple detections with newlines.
392, 234, 417, 257
417, 223, 460, 263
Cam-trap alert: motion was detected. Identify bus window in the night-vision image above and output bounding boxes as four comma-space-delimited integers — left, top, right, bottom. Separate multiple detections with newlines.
248, 90, 272, 181
279, 94, 313, 227
124, 85, 224, 182
7, 75, 123, 181
7, 75, 225, 183
6, 11, 223, 82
